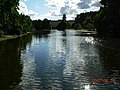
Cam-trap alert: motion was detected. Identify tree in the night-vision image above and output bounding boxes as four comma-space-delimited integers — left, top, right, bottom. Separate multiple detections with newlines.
57, 14, 67, 30
62, 14, 66, 22
95, 0, 120, 36
74, 12, 97, 30
42, 18, 51, 29
0, 0, 32, 35
32, 20, 43, 30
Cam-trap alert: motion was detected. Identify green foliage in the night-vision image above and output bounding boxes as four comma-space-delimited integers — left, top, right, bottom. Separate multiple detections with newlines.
57, 14, 67, 30
74, 12, 97, 30
0, 30, 4, 36
0, 24, 4, 36
75, 23, 82, 30
71, 23, 82, 30
0, 0, 32, 35
32, 20, 43, 30
42, 18, 51, 29
19, 14, 32, 34
95, 0, 120, 36
32, 18, 51, 30
66, 22, 71, 29
57, 21, 66, 30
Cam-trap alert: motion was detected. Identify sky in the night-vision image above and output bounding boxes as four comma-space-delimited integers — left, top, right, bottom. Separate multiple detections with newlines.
18, 0, 101, 20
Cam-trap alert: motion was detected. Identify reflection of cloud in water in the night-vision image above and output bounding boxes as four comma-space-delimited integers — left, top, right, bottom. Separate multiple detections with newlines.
48, 31, 66, 60
47, 31, 66, 89
15, 50, 38, 90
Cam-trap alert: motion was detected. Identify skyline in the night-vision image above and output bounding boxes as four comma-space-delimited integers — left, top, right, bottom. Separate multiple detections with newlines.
18, 0, 101, 20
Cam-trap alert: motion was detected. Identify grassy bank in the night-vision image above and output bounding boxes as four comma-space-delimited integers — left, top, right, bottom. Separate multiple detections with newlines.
0, 32, 32, 42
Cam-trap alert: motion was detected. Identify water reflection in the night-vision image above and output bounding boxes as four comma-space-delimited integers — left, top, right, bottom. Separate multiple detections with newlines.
0, 35, 32, 89
0, 39, 21, 89
1, 30, 120, 90
15, 30, 120, 90
96, 37, 120, 89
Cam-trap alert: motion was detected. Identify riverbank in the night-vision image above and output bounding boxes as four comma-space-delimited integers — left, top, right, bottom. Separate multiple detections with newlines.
0, 32, 32, 42
66, 29, 96, 32
66, 29, 97, 36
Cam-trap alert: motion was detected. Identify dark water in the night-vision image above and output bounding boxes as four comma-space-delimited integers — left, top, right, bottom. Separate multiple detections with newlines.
0, 30, 120, 90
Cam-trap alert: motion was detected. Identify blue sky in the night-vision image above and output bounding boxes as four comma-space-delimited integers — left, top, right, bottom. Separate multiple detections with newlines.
25, 0, 49, 14
18, 0, 101, 20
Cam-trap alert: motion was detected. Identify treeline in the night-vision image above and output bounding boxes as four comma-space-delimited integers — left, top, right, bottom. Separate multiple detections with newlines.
32, 19, 51, 30
72, 11, 97, 30
0, 0, 32, 36
32, 14, 70, 31
73, 0, 120, 36
57, 14, 70, 30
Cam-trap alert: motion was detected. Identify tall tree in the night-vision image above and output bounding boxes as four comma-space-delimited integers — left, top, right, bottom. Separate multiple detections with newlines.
0, 0, 32, 35
57, 14, 67, 30
62, 14, 66, 22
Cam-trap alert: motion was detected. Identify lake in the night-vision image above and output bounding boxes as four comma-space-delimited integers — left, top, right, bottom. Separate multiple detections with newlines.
0, 30, 120, 90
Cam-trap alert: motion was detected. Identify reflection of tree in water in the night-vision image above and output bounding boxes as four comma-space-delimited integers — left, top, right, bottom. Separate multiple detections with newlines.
0, 34, 32, 89
97, 37, 120, 88
98, 38, 120, 71
19, 34, 32, 50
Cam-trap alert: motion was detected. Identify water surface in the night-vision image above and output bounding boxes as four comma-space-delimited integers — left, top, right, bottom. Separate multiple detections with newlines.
0, 30, 120, 90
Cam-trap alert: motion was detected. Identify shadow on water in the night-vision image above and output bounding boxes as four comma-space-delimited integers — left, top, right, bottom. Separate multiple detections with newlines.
0, 35, 32, 89
99, 37, 120, 72
94, 37, 120, 89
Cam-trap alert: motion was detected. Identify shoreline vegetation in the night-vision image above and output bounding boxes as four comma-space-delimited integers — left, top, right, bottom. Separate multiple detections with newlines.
0, 32, 32, 42
0, 0, 32, 39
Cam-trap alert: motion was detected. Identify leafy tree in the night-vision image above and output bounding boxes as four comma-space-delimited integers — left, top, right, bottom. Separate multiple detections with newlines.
0, 0, 32, 35
95, 0, 120, 36
74, 12, 97, 30
57, 22, 66, 30
32, 18, 51, 30
32, 20, 43, 30
74, 23, 82, 30
62, 14, 66, 22
42, 18, 51, 29
57, 14, 67, 30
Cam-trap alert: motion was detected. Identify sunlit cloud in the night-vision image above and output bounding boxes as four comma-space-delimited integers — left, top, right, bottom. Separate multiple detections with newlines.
46, 0, 101, 20
18, 1, 39, 20
18, 0, 101, 20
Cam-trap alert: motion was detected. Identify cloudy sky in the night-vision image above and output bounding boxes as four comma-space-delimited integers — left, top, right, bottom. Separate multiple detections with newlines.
18, 0, 101, 20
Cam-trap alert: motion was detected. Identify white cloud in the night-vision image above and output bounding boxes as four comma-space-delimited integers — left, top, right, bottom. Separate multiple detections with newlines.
18, 0, 101, 20
46, 0, 101, 20
18, 1, 29, 15
18, 1, 40, 20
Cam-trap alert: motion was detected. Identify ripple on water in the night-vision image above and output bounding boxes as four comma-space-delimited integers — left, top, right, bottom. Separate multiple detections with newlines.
13, 30, 120, 90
